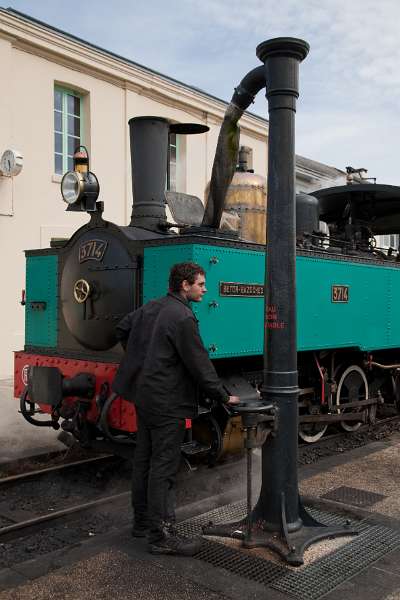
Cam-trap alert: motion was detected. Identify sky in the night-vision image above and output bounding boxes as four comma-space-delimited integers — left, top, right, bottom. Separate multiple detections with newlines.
4, 0, 400, 184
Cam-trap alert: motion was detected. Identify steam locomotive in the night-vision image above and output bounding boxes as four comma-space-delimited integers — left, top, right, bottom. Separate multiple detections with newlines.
14, 110, 400, 460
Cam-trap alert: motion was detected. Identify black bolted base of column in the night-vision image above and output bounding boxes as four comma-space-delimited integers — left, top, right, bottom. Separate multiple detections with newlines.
203, 400, 358, 566
202, 501, 357, 566
202, 391, 358, 566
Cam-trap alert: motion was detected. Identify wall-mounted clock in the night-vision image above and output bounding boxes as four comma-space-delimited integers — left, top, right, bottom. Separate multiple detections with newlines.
0, 149, 23, 177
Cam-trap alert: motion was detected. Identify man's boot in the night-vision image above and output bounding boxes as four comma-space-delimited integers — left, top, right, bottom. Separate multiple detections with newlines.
148, 522, 202, 556
132, 512, 149, 538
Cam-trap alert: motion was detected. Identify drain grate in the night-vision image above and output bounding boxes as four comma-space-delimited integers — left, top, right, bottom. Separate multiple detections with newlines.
178, 500, 247, 537
303, 505, 359, 527
272, 523, 400, 600
178, 500, 287, 585
179, 501, 400, 599
196, 539, 287, 586
321, 486, 386, 508
178, 500, 362, 536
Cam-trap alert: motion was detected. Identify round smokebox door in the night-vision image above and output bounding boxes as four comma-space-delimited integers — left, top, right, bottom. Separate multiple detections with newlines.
61, 230, 135, 350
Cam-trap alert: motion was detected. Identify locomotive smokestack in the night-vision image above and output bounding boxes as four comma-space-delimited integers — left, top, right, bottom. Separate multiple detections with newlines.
128, 116, 169, 231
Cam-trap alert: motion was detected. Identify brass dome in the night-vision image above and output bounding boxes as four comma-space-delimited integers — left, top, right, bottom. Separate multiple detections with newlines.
206, 170, 267, 244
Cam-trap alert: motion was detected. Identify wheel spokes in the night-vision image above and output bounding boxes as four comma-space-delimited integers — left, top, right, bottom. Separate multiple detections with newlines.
336, 365, 368, 432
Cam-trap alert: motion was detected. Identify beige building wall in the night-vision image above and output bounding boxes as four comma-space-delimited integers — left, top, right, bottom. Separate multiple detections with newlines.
0, 10, 269, 379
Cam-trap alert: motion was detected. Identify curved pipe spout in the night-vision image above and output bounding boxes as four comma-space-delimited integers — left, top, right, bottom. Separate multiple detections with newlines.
231, 65, 266, 111
201, 66, 266, 228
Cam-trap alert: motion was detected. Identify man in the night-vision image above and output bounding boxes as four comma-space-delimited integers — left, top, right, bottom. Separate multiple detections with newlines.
112, 262, 240, 556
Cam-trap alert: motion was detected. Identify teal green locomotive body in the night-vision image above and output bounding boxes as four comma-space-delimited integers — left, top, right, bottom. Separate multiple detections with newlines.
24, 238, 400, 361
143, 242, 399, 357
27, 240, 399, 358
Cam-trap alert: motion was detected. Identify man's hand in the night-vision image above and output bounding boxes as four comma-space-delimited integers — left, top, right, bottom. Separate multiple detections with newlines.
227, 395, 240, 405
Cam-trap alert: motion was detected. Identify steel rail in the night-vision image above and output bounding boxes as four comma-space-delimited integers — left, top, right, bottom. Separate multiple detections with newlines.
299, 414, 400, 447
0, 454, 113, 486
0, 490, 130, 539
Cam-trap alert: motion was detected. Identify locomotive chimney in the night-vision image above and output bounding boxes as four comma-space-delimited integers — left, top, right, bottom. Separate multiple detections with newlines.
128, 116, 169, 231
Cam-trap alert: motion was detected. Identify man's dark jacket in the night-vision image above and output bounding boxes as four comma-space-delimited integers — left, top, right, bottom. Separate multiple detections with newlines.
112, 293, 228, 418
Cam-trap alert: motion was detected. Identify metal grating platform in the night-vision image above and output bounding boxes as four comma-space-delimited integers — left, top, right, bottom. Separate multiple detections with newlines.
178, 500, 248, 536
303, 505, 369, 529
177, 500, 286, 586
178, 499, 362, 535
196, 539, 286, 585
321, 486, 386, 508
272, 524, 400, 600
178, 500, 400, 600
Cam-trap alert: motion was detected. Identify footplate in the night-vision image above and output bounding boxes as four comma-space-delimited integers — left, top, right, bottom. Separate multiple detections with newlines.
181, 441, 211, 456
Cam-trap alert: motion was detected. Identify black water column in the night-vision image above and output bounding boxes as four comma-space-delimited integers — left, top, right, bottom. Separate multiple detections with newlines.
253, 38, 309, 531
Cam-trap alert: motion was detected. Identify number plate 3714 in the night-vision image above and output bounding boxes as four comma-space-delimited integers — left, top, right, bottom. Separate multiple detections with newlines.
331, 285, 349, 303
78, 239, 108, 263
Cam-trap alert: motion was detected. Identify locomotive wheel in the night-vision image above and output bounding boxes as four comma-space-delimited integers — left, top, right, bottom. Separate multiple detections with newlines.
298, 407, 327, 443
336, 365, 368, 432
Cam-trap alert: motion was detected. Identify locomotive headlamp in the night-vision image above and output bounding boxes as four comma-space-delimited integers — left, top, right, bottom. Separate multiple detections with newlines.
61, 171, 84, 204
60, 146, 100, 212
61, 170, 99, 211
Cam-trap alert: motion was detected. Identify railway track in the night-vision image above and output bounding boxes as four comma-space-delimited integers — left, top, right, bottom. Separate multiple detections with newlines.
2, 413, 399, 550
0, 447, 249, 571
0, 454, 131, 548
298, 413, 400, 468
0, 489, 130, 543
0, 448, 242, 553
0, 453, 113, 484
300, 413, 400, 447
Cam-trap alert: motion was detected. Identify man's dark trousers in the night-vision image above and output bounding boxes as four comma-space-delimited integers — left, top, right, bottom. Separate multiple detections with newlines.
132, 409, 186, 542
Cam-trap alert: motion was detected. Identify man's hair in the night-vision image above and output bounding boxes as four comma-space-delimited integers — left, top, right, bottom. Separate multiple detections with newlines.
169, 262, 205, 293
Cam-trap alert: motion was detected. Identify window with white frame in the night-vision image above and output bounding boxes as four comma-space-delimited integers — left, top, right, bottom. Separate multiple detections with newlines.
54, 86, 83, 175
167, 133, 178, 191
